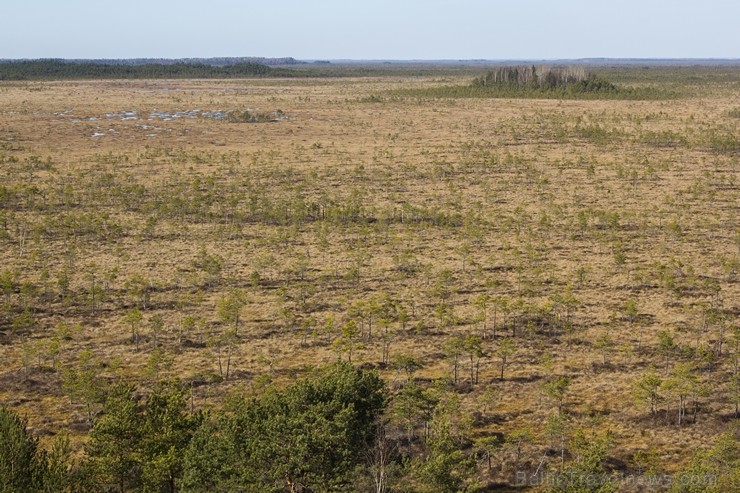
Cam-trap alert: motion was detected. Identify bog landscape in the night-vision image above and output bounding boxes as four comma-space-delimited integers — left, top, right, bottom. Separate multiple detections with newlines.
0, 61, 738, 492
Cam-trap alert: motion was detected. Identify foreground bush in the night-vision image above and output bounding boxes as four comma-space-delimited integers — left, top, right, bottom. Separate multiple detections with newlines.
182, 362, 387, 492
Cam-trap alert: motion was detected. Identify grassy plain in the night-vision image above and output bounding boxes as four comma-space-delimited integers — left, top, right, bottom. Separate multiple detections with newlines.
1, 66, 738, 488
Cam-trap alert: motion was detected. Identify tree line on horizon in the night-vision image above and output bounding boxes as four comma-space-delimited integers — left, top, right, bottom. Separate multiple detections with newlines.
0, 60, 282, 80
50, 57, 306, 67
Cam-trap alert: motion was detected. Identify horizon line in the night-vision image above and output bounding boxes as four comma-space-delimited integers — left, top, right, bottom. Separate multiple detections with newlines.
2, 57, 739, 62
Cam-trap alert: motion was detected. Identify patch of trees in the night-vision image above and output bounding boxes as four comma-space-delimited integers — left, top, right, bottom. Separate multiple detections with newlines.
0, 363, 389, 492
183, 362, 386, 492
473, 65, 618, 93
395, 65, 670, 100
1, 362, 517, 492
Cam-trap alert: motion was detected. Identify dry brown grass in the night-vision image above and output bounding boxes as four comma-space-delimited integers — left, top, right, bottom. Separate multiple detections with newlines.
0, 71, 738, 485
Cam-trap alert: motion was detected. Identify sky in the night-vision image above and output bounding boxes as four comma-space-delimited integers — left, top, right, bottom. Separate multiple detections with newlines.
3, 0, 739, 60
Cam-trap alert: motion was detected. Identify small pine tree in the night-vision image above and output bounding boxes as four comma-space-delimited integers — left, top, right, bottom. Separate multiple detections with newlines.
0, 407, 45, 492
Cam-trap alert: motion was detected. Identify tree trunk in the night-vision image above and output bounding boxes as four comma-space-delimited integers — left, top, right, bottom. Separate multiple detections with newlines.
225, 345, 231, 380
561, 435, 565, 467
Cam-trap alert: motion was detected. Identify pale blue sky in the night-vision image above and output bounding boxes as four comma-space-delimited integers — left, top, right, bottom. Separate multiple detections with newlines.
3, 1, 739, 60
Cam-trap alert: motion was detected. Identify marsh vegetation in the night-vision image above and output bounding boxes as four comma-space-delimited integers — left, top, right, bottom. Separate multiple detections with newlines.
0, 64, 738, 492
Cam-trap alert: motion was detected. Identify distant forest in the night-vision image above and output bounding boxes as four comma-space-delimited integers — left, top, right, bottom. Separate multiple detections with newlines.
0, 60, 294, 80
0, 59, 476, 80
3, 58, 738, 82
59, 57, 307, 66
